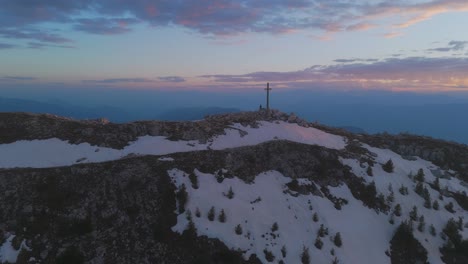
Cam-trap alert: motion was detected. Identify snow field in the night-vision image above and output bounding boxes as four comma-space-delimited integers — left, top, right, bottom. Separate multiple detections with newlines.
340, 144, 468, 264
0, 121, 346, 168
169, 169, 400, 264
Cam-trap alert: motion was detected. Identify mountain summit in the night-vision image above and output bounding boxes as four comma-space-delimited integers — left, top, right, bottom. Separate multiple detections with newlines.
0, 110, 467, 264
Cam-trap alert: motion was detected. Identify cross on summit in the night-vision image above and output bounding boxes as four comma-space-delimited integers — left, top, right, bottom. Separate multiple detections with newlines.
265, 82, 272, 111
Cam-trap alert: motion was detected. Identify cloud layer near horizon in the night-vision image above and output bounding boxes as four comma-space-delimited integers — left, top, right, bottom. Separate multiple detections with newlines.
201, 56, 468, 91
1, 0, 468, 48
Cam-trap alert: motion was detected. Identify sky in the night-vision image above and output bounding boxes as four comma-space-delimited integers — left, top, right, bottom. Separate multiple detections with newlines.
1, 0, 468, 93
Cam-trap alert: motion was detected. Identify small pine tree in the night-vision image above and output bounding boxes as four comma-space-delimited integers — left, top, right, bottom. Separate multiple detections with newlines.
226, 187, 234, 199
367, 166, 373, 176
189, 172, 199, 189
218, 209, 226, 223
176, 184, 188, 214
415, 182, 424, 196
332, 257, 339, 264
207, 206, 215, 221
394, 204, 402, 217
389, 214, 395, 225
429, 224, 436, 236
433, 200, 439, 210
387, 191, 395, 204
271, 222, 279, 232
314, 237, 323, 249
195, 207, 201, 217
334, 232, 342, 247
410, 206, 418, 221
263, 249, 275, 262
433, 177, 440, 191
281, 245, 287, 258
445, 202, 455, 213
457, 217, 464, 231
318, 224, 328, 237
313, 212, 319, 222
186, 210, 197, 235
235, 224, 243, 235
330, 248, 335, 256
415, 168, 425, 182
423, 187, 431, 209
382, 159, 394, 173
399, 185, 408, 195
301, 246, 310, 264
417, 216, 425, 232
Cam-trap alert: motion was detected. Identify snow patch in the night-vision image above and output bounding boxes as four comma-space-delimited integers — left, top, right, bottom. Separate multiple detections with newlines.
0, 235, 29, 263
0, 121, 346, 168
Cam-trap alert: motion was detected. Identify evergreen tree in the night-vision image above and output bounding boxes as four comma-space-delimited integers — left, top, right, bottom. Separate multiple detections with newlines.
415, 168, 425, 182
318, 224, 328, 237
301, 246, 310, 264
235, 224, 243, 235
225, 186, 234, 199
366, 166, 373, 176
442, 218, 462, 247
332, 257, 339, 264
263, 249, 275, 262
457, 217, 464, 231
334, 232, 343, 247
394, 204, 402, 217
382, 159, 394, 173
415, 182, 424, 196
313, 212, 319, 222
417, 215, 425, 232
387, 190, 395, 204
218, 209, 226, 223
390, 222, 428, 264
185, 210, 197, 235
399, 185, 408, 195
433, 200, 440, 210
314, 237, 323, 249
430, 224, 436, 236
207, 206, 215, 221
271, 222, 279, 232
389, 214, 395, 225
423, 187, 431, 209
445, 202, 455, 213
281, 245, 287, 258
176, 184, 188, 214
189, 172, 199, 189
195, 207, 201, 218
433, 177, 440, 191
410, 206, 418, 221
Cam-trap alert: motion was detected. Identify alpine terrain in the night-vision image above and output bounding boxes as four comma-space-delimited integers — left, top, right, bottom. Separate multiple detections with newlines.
0, 110, 467, 264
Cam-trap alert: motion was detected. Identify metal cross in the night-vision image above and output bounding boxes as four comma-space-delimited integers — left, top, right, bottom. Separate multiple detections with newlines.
265, 82, 272, 111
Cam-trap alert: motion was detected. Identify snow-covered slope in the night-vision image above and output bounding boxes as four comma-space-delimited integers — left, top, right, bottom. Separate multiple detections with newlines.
0, 121, 346, 168
168, 145, 467, 264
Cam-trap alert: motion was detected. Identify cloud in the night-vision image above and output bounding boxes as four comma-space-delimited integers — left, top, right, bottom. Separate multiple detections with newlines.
334, 58, 379, 63
82, 78, 153, 84
384, 32, 402, 38
200, 56, 468, 91
0, 43, 16, 49
1, 76, 37, 81
27, 42, 74, 49
429, 40, 468, 52
158, 76, 186, 83
346, 22, 375, 32
73, 18, 139, 35
1, 0, 468, 47
0, 28, 72, 44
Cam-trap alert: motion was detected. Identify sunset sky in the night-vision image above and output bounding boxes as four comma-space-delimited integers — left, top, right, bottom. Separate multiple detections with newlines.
1, 0, 468, 92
